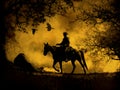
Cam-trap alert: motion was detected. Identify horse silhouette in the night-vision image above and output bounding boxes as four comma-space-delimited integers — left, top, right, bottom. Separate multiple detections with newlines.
43, 43, 88, 74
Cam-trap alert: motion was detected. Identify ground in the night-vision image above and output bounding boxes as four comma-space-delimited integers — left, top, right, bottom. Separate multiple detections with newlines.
1, 67, 120, 90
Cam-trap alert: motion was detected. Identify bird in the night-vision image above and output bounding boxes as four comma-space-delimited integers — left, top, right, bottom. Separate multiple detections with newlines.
46, 23, 54, 31
32, 29, 37, 35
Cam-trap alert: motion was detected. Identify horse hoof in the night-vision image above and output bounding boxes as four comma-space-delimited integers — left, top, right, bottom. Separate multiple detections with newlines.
70, 72, 73, 74
56, 69, 60, 72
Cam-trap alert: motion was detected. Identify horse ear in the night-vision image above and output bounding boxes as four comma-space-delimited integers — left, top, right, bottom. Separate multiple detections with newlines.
47, 42, 48, 45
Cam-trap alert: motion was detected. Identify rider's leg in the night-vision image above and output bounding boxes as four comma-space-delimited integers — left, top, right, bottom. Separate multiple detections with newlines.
65, 47, 69, 62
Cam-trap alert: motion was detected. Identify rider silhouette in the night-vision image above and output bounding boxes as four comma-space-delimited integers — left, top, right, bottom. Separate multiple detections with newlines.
57, 32, 70, 47
56, 32, 70, 62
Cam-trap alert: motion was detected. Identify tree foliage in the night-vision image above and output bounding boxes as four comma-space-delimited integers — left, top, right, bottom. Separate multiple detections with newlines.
4, 0, 75, 32
2, 0, 120, 59
76, 0, 120, 59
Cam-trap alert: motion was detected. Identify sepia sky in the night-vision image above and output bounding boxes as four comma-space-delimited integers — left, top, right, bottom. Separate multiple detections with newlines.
4, 0, 120, 73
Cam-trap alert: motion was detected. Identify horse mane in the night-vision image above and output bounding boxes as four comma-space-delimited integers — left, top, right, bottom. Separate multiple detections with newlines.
52, 46, 58, 51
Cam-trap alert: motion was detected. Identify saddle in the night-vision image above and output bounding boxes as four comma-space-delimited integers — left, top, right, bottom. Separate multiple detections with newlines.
55, 45, 76, 61
56, 44, 74, 52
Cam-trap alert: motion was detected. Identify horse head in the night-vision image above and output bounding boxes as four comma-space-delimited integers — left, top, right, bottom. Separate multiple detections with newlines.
43, 42, 50, 56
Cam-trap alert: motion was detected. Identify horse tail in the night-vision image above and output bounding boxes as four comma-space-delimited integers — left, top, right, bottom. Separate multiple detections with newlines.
79, 50, 88, 70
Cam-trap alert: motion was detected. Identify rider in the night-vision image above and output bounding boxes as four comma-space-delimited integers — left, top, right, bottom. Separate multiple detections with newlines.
56, 32, 70, 62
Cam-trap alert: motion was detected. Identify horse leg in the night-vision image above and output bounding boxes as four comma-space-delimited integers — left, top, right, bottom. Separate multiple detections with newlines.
71, 60, 76, 74
59, 61, 62, 73
78, 59, 86, 74
53, 60, 59, 72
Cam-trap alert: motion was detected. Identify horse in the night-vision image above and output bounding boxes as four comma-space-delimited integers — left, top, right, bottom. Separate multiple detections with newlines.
43, 43, 88, 74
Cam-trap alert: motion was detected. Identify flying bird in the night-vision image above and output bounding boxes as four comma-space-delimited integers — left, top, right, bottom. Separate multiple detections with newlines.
46, 23, 54, 31
32, 29, 37, 35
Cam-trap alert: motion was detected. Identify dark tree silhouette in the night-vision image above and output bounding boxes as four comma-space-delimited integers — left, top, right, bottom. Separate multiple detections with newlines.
4, 0, 75, 33
73, 0, 120, 60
